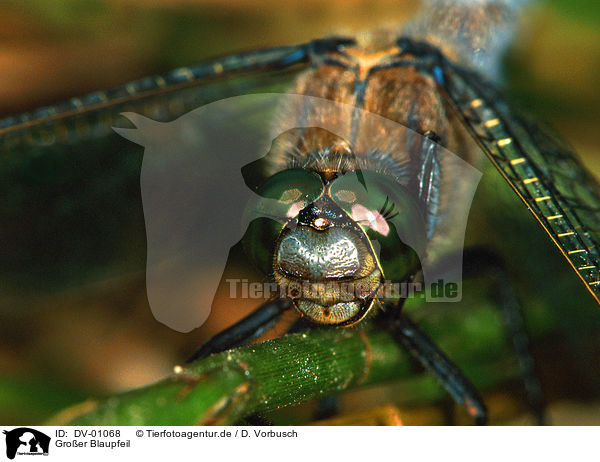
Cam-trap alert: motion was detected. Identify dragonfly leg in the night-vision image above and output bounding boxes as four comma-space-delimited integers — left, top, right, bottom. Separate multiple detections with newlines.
462, 247, 546, 424
186, 298, 292, 363
386, 312, 488, 425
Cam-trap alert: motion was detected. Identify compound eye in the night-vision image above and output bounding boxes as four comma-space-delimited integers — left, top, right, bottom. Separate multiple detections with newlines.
330, 170, 426, 281
245, 169, 324, 222
242, 169, 324, 274
330, 170, 424, 237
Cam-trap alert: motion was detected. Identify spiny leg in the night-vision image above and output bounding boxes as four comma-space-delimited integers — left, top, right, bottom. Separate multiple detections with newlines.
186, 298, 292, 363
462, 247, 546, 424
413, 129, 469, 424
386, 311, 488, 425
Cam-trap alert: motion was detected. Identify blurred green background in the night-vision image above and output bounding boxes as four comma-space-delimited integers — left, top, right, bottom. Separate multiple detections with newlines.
1, 0, 600, 425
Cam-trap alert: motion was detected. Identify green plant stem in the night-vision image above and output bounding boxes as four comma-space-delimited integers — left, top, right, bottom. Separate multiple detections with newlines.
55, 328, 414, 425
53, 313, 522, 426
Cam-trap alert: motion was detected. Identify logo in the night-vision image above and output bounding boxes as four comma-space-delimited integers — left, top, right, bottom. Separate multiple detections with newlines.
3, 428, 50, 459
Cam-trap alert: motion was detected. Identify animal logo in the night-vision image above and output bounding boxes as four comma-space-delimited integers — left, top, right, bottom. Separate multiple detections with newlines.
3, 428, 51, 459
114, 93, 480, 332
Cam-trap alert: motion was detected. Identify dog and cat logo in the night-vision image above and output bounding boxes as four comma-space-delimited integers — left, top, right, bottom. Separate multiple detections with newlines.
3, 428, 50, 459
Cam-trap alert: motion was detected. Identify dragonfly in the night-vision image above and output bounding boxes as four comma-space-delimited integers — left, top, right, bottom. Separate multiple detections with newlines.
1, 0, 599, 424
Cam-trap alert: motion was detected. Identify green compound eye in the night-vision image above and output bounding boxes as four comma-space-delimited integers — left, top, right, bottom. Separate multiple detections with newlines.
245, 169, 324, 222
330, 170, 426, 282
242, 169, 324, 274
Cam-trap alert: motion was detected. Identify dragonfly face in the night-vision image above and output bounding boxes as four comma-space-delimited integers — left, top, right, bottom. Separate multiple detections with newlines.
242, 159, 424, 325
273, 190, 384, 326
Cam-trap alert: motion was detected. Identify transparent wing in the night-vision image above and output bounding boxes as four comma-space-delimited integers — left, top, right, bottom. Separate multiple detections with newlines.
0, 43, 318, 296
0, 44, 315, 144
440, 62, 600, 304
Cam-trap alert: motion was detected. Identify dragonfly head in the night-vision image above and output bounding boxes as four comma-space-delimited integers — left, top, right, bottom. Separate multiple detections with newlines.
242, 168, 425, 326
274, 195, 383, 325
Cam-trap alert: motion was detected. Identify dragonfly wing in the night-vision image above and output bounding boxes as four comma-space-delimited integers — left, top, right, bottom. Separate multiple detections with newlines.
440, 62, 600, 304
0, 44, 314, 145
0, 43, 321, 301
